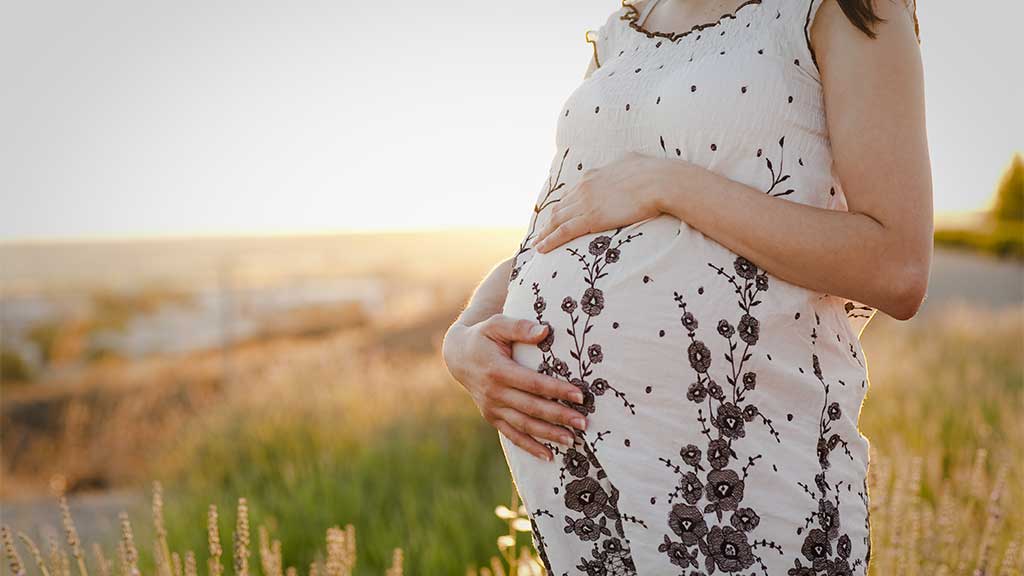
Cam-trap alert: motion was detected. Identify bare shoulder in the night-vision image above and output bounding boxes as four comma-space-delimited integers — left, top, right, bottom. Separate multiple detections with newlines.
810, 0, 932, 250
811, 0, 920, 65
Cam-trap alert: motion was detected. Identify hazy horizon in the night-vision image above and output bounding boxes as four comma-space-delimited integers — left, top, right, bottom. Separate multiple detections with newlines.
0, 212, 993, 245
2, 0, 1021, 241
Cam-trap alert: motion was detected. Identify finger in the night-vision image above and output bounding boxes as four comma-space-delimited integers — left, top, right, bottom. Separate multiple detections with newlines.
534, 198, 580, 248
535, 215, 587, 253
495, 406, 576, 447
533, 196, 573, 246
499, 386, 588, 431
492, 359, 584, 405
485, 314, 549, 343
551, 195, 582, 220
493, 418, 553, 461
531, 219, 555, 250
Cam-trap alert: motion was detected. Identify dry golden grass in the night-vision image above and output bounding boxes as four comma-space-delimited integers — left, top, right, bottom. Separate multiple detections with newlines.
2, 486, 403, 576
0, 290, 468, 499
2, 293, 1020, 573
856, 307, 1023, 575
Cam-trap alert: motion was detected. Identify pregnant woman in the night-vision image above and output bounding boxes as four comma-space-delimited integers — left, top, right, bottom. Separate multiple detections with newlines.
443, 0, 931, 573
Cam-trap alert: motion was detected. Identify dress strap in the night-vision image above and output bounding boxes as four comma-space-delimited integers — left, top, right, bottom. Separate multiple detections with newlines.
636, 0, 665, 27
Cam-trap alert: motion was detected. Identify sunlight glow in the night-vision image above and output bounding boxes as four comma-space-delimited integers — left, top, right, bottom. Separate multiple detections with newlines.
0, 0, 1020, 241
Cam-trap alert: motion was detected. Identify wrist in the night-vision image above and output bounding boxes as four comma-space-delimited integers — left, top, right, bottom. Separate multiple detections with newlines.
651, 158, 698, 218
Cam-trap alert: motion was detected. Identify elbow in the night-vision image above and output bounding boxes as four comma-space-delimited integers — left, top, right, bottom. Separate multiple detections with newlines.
880, 262, 930, 321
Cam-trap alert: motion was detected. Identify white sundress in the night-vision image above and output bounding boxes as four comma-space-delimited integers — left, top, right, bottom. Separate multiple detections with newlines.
498, 0, 879, 574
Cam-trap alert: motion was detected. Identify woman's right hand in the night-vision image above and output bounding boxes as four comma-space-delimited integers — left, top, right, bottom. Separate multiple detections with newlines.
442, 314, 588, 461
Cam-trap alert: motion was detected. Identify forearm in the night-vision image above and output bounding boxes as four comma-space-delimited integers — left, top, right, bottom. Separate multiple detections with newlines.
453, 256, 515, 327
651, 159, 928, 319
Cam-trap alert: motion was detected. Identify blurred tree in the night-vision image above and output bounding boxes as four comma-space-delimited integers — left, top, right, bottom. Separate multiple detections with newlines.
991, 153, 1023, 222
1, 346, 34, 383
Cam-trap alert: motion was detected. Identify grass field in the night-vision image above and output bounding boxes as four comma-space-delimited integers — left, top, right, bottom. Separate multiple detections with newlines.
6, 305, 1019, 575
161, 307, 1024, 575
2, 236, 1022, 575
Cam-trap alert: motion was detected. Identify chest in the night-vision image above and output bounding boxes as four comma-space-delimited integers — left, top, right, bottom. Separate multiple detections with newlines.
555, 5, 825, 164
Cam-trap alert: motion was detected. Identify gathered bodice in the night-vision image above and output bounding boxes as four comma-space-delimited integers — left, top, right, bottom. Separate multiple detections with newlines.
516, 0, 876, 337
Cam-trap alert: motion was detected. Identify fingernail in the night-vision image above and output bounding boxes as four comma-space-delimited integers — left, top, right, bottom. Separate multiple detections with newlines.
571, 391, 584, 403
539, 451, 553, 462
561, 434, 575, 446
572, 417, 587, 431
530, 324, 547, 337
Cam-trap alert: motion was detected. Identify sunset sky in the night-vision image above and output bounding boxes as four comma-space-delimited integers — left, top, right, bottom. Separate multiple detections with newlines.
1, 0, 1021, 240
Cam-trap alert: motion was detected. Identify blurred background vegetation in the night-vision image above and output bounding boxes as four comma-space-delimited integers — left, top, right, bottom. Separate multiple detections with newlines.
1, 156, 1022, 574
934, 153, 1024, 258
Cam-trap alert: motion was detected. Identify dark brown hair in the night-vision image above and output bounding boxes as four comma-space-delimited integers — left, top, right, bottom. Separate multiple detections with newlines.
834, 0, 920, 41
805, 0, 920, 68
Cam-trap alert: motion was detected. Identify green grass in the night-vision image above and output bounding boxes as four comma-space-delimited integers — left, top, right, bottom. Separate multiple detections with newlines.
156, 353, 514, 575
140, 307, 1023, 575
934, 220, 1024, 259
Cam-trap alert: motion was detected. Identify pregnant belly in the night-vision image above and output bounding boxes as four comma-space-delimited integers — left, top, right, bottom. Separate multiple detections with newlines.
502, 212, 802, 340
500, 211, 869, 453
497, 214, 873, 564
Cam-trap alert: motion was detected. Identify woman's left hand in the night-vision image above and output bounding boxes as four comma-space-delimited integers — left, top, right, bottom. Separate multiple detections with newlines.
531, 151, 675, 253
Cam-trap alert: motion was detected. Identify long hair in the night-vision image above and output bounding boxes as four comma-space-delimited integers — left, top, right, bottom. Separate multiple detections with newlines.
837, 0, 920, 41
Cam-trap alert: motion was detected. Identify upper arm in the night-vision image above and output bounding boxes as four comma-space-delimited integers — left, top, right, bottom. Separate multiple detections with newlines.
812, 0, 933, 260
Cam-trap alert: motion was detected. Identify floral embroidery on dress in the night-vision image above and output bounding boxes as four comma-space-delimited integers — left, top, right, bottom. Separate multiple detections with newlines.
760, 136, 796, 197
497, 0, 876, 572
526, 229, 647, 575
843, 301, 874, 321
656, 255, 784, 574
509, 147, 571, 286
787, 313, 868, 576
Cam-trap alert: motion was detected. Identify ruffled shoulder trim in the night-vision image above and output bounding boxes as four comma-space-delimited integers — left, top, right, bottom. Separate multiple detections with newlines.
584, 3, 632, 69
